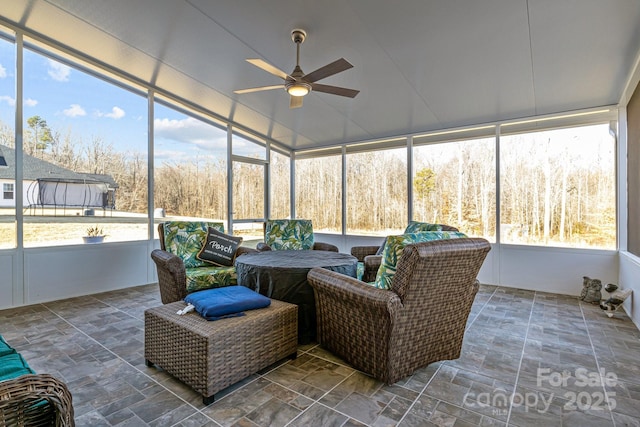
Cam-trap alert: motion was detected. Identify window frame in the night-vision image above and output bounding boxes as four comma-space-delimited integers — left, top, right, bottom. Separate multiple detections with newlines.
3, 182, 14, 200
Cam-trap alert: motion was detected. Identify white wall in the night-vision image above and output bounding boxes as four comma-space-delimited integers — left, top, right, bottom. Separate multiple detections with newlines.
321, 233, 618, 296
0, 240, 158, 308
0, 252, 14, 308
496, 245, 618, 295
619, 251, 640, 328
0, 235, 621, 309
0, 179, 35, 208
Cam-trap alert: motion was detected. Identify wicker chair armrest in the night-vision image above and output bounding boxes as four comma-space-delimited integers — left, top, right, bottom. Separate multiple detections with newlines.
0, 374, 75, 427
440, 224, 459, 232
312, 242, 339, 252
150, 249, 187, 304
256, 242, 272, 252
362, 255, 382, 282
150, 249, 184, 275
364, 255, 382, 269
237, 246, 259, 256
308, 268, 401, 313
350, 245, 381, 262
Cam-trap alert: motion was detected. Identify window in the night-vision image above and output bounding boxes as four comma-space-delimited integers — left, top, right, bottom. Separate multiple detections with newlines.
413, 136, 496, 241
3, 183, 13, 199
346, 145, 407, 235
153, 100, 228, 239
231, 132, 266, 222
499, 123, 615, 249
232, 132, 266, 159
296, 154, 342, 233
232, 161, 265, 220
232, 131, 266, 244
22, 45, 148, 246
270, 149, 290, 219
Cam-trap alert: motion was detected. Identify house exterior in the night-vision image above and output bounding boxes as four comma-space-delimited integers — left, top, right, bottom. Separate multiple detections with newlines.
0, 144, 117, 210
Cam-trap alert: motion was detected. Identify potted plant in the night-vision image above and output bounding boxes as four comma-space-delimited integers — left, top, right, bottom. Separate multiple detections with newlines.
83, 225, 106, 244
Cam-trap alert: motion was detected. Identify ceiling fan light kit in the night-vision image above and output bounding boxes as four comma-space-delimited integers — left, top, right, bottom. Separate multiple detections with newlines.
235, 28, 359, 108
286, 82, 311, 97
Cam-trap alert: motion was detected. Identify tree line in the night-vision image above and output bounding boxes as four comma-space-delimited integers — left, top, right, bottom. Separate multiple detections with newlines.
0, 118, 616, 248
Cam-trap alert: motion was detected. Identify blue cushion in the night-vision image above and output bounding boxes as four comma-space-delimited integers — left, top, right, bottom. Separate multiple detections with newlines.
184, 285, 271, 320
0, 353, 35, 381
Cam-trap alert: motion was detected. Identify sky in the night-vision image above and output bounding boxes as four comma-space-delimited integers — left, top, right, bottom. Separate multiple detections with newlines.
0, 35, 261, 163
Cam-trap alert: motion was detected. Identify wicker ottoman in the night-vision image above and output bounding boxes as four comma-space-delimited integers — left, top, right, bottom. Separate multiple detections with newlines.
144, 299, 298, 404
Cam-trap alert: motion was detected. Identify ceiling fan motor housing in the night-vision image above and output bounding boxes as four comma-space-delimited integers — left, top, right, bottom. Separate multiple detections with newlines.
291, 29, 307, 44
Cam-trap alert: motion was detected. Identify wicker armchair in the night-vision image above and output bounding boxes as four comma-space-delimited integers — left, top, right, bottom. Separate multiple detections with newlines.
0, 374, 75, 426
256, 219, 338, 252
151, 222, 258, 304
351, 224, 459, 282
308, 237, 490, 384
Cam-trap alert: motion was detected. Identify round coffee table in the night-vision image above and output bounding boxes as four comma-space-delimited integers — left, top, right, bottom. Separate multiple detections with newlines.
235, 250, 358, 344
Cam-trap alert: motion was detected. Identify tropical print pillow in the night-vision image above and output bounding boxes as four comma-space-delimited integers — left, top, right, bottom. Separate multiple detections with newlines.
265, 219, 315, 250
373, 231, 468, 290
163, 221, 225, 268
356, 261, 365, 281
404, 221, 443, 234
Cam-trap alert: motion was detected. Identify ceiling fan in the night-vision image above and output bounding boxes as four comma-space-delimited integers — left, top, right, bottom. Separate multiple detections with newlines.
235, 29, 359, 108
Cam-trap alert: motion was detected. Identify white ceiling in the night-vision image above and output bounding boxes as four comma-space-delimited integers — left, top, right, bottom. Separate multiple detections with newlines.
1, 0, 639, 151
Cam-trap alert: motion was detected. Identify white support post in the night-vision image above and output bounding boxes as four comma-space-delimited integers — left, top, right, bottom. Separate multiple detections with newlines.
147, 91, 155, 240
13, 32, 24, 305
227, 125, 233, 233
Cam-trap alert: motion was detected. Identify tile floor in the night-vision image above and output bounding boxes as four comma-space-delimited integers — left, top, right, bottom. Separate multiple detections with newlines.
1, 283, 640, 426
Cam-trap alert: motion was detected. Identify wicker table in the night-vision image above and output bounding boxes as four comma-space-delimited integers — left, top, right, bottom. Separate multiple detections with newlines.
144, 299, 297, 404
235, 250, 358, 344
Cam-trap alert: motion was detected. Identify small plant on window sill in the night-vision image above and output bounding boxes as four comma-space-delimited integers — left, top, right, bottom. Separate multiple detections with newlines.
83, 226, 106, 243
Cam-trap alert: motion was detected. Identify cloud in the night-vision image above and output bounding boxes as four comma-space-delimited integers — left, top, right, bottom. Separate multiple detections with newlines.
63, 104, 86, 117
106, 106, 125, 119
154, 147, 222, 165
154, 117, 227, 150
96, 106, 125, 119
0, 64, 6, 78
47, 59, 71, 82
0, 95, 14, 106
0, 96, 38, 107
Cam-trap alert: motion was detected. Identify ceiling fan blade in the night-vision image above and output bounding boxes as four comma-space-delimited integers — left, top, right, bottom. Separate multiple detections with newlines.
234, 85, 283, 94
246, 59, 289, 80
311, 83, 360, 98
289, 95, 303, 109
303, 58, 353, 83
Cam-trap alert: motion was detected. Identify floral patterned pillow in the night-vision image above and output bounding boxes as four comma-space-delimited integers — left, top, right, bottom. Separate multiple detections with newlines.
162, 221, 225, 268
265, 219, 315, 250
403, 221, 443, 234
373, 231, 468, 290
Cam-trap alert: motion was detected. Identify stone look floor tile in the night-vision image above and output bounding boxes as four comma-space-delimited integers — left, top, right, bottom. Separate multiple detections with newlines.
244, 397, 301, 427
2, 283, 640, 426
